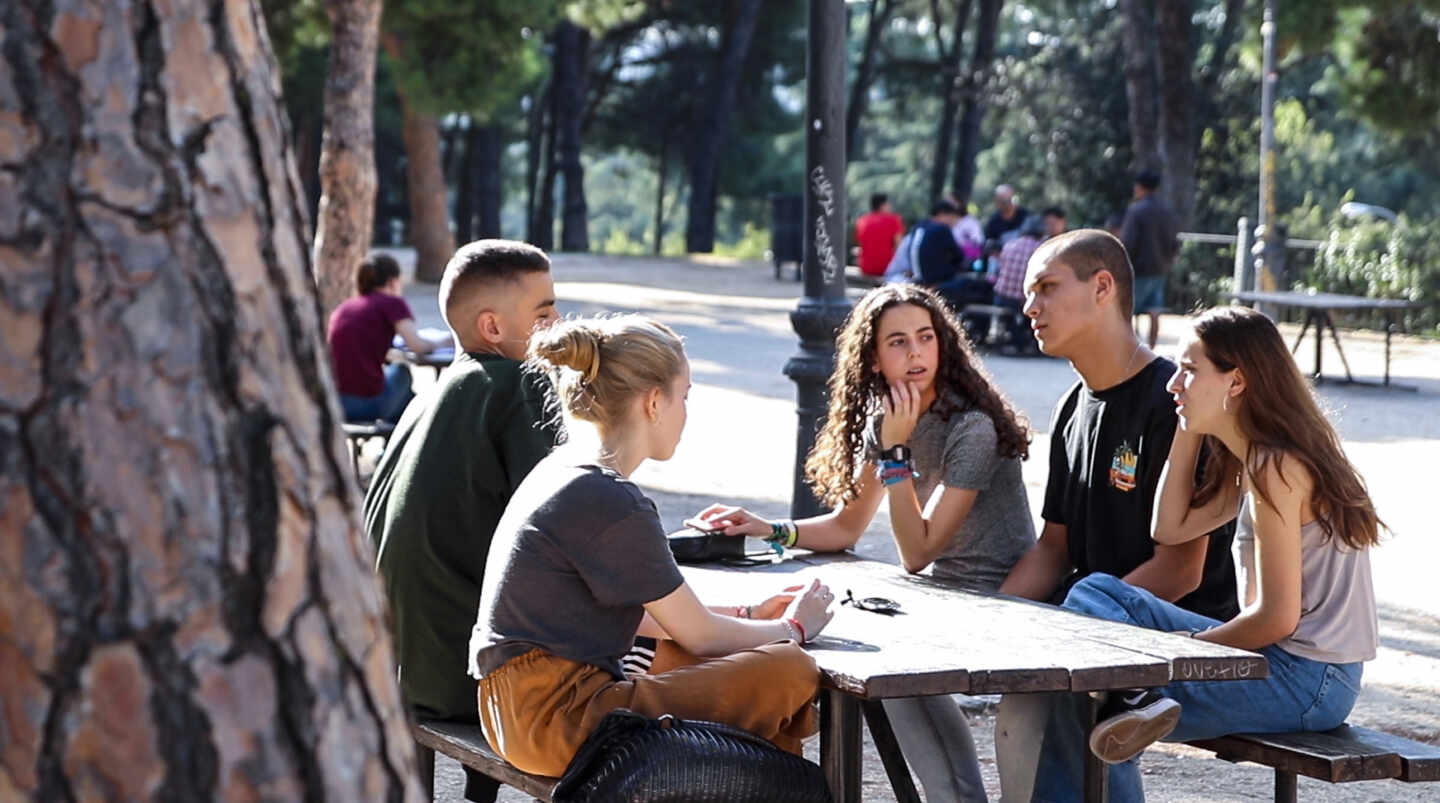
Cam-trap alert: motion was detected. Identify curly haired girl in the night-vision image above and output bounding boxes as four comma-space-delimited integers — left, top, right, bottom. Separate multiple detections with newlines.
691, 284, 1035, 801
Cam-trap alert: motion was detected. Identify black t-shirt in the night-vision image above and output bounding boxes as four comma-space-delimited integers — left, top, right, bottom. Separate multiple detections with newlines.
1042, 357, 1238, 621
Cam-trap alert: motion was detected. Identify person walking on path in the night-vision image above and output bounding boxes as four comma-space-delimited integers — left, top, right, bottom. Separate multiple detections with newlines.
856, 193, 906, 277
1120, 170, 1180, 349
469, 315, 835, 777
1029, 305, 1381, 801
691, 284, 1035, 802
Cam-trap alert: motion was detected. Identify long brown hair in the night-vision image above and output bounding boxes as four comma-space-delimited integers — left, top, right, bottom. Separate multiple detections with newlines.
805, 285, 1030, 507
1189, 306, 1383, 549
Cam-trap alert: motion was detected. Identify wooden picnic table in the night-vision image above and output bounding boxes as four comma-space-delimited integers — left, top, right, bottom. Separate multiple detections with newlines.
1232, 290, 1420, 390
683, 552, 1266, 803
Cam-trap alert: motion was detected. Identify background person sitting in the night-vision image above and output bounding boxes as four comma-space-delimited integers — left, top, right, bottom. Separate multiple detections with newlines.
856, 192, 906, 277
326, 252, 447, 422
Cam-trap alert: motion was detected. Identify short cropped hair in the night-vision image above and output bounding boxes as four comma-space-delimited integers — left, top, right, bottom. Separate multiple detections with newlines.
1042, 206, 1065, 220
1031, 229, 1134, 316
1135, 170, 1161, 190
870, 193, 889, 211
930, 198, 960, 216
439, 239, 550, 333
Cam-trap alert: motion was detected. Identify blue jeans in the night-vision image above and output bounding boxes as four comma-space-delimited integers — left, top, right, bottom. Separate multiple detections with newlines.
340, 362, 413, 423
1012, 573, 1362, 803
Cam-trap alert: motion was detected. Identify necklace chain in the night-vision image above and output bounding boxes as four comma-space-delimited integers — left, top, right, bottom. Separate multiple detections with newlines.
1123, 340, 1144, 378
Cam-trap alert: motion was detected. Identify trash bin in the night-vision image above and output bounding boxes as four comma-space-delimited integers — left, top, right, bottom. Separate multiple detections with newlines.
770, 193, 803, 281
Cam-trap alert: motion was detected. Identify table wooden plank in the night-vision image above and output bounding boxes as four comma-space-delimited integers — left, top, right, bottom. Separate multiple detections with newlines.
681, 554, 1262, 697
1233, 290, 1419, 311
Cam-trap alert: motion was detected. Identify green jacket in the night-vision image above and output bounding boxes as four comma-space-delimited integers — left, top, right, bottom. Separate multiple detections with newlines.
364, 351, 560, 720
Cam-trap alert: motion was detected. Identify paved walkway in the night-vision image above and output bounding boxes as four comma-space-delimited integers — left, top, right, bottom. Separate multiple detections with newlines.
391, 250, 1439, 801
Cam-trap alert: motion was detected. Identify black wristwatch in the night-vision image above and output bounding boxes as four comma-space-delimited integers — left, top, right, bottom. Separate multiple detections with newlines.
878, 444, 911, 462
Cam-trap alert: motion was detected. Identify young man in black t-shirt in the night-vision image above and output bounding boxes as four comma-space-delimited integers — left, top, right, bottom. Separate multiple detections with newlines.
994, 229, 1237, 800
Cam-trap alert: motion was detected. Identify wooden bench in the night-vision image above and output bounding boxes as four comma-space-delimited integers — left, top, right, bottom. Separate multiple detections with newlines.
412, 719, 557, 801
1188, 725, 1440, 802
342, 420, 395, 484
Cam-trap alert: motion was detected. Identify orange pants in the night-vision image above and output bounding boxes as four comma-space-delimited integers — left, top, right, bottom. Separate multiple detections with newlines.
476, 640, 820, 777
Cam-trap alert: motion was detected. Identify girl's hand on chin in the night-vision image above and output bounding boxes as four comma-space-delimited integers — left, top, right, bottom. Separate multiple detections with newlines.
880, 381, 922, 448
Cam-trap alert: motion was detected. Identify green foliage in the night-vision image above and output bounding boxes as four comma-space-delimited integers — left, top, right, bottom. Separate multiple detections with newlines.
1307, 213, 1440, 335
382, 1, 558, 117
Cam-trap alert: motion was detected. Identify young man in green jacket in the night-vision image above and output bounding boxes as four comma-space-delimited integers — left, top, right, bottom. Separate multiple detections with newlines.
364, 240, 560, 801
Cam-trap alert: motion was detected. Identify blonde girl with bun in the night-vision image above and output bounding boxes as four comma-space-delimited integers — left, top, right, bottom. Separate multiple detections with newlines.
467, 314, 835, 777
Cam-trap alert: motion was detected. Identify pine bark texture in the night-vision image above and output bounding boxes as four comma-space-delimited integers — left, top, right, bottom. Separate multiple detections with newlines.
313, 0, 382, 319
0, 2, 422, 800
684, 0, 763, 254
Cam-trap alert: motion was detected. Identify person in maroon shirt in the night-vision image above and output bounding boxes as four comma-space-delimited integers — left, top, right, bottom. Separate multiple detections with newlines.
327, 253, 448, 422
855, 193, 905, 277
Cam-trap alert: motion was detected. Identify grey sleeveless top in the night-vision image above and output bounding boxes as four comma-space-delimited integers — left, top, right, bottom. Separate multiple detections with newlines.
1232, 497, 1377, 664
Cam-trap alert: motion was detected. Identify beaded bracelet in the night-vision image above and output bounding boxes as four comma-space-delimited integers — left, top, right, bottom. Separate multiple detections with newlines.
877, 458, 918, 486
766, 519, 799, 550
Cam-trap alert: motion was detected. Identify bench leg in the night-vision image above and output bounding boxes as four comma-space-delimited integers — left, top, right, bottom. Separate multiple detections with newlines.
1274, 768, 1297, 803
417, 744, 435, 801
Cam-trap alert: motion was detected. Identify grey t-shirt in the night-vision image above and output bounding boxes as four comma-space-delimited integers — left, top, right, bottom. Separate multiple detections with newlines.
469, 459, 685, 680
873, 399, 1036, 590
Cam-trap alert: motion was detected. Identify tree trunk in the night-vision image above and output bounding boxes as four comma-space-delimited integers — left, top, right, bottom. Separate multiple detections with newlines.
950, 0, 1003, 204
313, 0, 382, 320
455, 117, 477, 243
846, 0, 896, 161
930, 0, 974, 202
382, 35, 454, 283
532, 83, 559, 251
474, 125, 503, 239
685, 0, 764, 253
0, 2, 422, 800
1156, 0, 1197, 228
555, 21, 591, 252
654, 134, 669, 255
1120, 0, 1161, 172
525, 84, 548, 245
458, 122, 503, 242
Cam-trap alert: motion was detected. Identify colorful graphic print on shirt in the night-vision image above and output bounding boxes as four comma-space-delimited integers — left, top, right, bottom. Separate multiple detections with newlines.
1109, 441, 1138, 492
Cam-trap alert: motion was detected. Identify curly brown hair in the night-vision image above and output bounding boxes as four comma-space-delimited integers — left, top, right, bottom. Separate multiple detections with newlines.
804, 285, 1031, 507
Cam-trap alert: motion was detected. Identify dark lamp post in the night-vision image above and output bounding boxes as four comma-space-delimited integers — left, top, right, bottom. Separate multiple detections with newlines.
784, 0, 851, 519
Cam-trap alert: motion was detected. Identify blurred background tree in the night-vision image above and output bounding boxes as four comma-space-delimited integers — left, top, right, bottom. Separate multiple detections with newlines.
260, 0, 1440, 331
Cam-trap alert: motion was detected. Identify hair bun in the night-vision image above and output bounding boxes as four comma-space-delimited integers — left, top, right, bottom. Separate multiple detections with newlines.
530, 321, 602, 381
